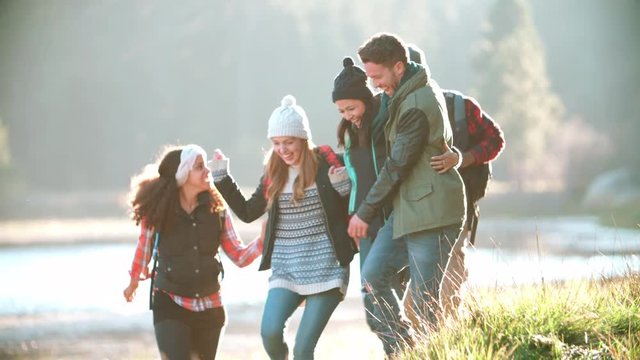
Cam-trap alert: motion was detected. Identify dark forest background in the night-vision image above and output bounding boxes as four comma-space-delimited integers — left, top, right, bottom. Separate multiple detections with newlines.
0, 0, 638, 221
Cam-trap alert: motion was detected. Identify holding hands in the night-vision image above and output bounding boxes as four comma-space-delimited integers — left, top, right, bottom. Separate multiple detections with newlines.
209, 149, 230, 181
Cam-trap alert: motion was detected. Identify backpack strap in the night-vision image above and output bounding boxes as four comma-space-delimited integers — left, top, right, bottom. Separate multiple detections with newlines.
149, 232, 159, 310
445, 90, 470, 150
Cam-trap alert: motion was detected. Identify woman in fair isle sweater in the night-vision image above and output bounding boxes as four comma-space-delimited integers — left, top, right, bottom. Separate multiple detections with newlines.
210, 95, 357, 360
123, 144, 263, 360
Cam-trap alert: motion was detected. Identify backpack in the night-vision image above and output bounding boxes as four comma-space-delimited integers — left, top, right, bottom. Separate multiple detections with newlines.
444, 90, 491, 206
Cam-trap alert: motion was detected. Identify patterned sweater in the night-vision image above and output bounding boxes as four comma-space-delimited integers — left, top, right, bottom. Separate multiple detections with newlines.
269, 166, 350, 296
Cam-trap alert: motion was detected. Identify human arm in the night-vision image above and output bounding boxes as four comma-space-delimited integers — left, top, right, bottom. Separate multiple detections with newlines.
210, 149, 268, 223
430, 96, 504, 172
352, 108, 429, 225
219, 209, 263, 268
466, 110, 505, 165
355, 108, 429, 222
123, 219, 154, 302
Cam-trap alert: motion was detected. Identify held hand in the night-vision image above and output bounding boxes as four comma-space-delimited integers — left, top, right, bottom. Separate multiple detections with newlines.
348, 214, 369, 243
212, 149, 227, 161
328, 165, 346, 175
430, 142, 458, 174
210, 149, 230, 176
328, 165, 349, 185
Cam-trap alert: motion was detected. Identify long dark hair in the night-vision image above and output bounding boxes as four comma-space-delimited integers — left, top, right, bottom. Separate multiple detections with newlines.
337, 96, 379, 149
128, 145, 224, 232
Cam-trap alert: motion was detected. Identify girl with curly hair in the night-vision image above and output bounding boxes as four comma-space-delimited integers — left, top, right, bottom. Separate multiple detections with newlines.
123, 144, 263, 360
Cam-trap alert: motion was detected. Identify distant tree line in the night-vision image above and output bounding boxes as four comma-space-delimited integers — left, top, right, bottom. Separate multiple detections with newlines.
0, 0, 638, 204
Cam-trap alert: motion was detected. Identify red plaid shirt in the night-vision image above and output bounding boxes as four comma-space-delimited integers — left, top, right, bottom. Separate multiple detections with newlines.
464, 96, 505, 165
129, 209, 263, 312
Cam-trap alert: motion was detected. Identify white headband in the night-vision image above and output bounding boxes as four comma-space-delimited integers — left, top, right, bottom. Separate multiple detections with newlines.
175, 144, 207, 187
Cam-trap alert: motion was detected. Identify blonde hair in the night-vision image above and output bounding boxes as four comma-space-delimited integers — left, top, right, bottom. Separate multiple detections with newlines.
264, 139, 318, 209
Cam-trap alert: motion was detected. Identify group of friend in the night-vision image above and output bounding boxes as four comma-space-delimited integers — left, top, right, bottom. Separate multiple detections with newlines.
122, 32, 505, 360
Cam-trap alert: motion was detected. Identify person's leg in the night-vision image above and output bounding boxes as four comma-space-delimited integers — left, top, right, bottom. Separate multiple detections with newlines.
153, 292, 193, 360
439, 224, 470, 318
292, 288, 343, 359
261, 288, 304, 360
440, 202, 478, 318
360, 215, 411, 355
358, 237, 379, 332
405, 223, 461, 329
191, 306, 226, 360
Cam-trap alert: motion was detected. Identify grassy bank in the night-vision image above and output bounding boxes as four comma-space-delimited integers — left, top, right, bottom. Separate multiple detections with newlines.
401, 273, 640, 359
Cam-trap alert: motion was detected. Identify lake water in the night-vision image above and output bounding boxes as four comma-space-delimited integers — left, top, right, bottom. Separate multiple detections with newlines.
0, 216, 638, 317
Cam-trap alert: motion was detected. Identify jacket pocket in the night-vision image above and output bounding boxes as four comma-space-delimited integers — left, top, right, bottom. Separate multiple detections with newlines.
404, 183, 433, 201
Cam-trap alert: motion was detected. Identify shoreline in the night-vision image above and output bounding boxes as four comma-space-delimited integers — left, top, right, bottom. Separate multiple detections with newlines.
0, 298, 383, 360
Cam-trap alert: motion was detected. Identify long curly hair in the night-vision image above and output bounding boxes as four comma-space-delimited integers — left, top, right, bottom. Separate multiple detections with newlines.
128, 145, 225, 232
264, 139, 318, 209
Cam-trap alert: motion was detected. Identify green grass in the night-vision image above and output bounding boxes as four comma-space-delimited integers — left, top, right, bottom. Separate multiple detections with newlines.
399, 273, 640, 359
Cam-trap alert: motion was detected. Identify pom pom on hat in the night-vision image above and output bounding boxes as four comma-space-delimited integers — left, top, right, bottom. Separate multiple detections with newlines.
267, 95, 312, 140
332, 56, 373, 102
281, 94, 296, 107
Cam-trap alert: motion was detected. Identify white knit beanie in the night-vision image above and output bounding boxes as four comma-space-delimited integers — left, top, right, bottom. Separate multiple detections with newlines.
267, 95, 312, 140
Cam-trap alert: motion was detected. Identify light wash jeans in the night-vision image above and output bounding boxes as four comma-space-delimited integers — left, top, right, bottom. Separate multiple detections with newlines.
361, 213, 461, 354
260, 287, 342, 360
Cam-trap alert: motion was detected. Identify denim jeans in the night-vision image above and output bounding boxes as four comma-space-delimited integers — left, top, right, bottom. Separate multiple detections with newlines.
260, 287, 342, 360
361, 213, 461, 354
404, 223, 461, 326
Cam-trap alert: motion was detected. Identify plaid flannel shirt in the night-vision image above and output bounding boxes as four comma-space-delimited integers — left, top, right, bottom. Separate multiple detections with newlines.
128, 209, 263, 312
464, 96, 505, 165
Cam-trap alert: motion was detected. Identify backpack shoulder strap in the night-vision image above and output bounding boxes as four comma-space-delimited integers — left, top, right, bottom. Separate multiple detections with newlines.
453, 91, 466, 124
444, 90, 470, 150
149, 231, 159, 309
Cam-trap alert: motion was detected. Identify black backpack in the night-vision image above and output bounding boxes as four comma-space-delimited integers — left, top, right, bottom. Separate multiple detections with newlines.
444, 90, 491, 207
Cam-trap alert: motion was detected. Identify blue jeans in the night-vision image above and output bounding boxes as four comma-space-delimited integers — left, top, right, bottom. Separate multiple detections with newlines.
260, 287, 342, 360
361, 214, 461, 354
359, 238, 406, 344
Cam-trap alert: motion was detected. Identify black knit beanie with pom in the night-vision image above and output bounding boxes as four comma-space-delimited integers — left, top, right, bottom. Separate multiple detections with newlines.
332, 57, 373, 102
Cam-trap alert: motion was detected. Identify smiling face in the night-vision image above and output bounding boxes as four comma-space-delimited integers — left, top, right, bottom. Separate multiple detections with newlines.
335, 99, 366, 128
270, 136, 305, 166
183, 155, 211, 192
363, 61, 404, 97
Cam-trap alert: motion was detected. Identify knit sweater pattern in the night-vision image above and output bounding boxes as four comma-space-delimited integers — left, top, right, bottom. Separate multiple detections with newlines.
269, 167, 350, 296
